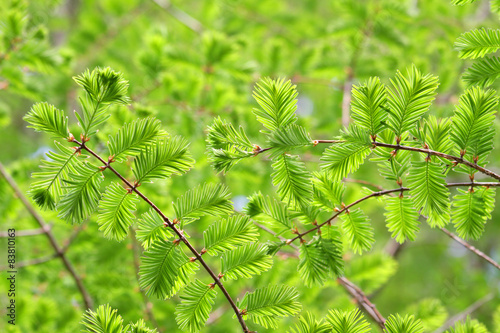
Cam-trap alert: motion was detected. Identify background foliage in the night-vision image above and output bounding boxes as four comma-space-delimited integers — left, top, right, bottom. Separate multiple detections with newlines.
1, 0, 500, 332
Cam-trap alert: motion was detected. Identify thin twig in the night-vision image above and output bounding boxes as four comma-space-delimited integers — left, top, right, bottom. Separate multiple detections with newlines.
0, 162, 93, 309
440, 228, 500, 271
434, 293, 494, 333
337, 277, 386, 330
372, 142, 500, 181
73, 139, 250, 333
150, 0, 203, 33
0, 254, 57, 270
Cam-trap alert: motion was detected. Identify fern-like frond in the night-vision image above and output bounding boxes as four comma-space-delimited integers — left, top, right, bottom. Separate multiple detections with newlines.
384, 314, 424, 333
320, 125, 372, 181
175, 279, 217, 333
221, 243, 273, 280
408, 161, 450, 228
326, 308, 371, 333
133, 137, 194, 183
371, 130, 411, 183
386, 65, 439, 138
245, 192, 295, 235
128, 319, 158, 333
463, 57, 500, 87
139, 239, 198, 299
271, 154, 313, 209
136, 209, 172, 250
203, 215, 259, 256
74, 67, 130, 105
57, 162, 103, 224
351, 77, 388, 137
268, 124, 313, 157
206, 116, 254, 151
29, 141, 81, 210
452, 187, 496, 240
424, 116, 453, 156
445, 317, 488, 333
206, 117, 254, 174
81, 304, 125, 333
321, 225, 345, 277
384, 196, 420, 244
253, 77, 298, 133
238, 285, 302, 329
340, 208, 374, 254
97, 182, 139, 241
312, 171, 345, 211
455, 28, 500, 59
450, 87, 497, 162
174, 183, 233, 226
298, 239, 329, 287
288, 312, 332, 333
24, 102, 69, 139
108, 117, 163, 162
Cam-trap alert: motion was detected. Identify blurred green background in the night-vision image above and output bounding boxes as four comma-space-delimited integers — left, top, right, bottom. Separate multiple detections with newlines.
1, 0, 500, 332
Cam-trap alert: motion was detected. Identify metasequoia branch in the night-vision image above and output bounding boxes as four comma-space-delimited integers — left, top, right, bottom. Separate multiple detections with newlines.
290, 185, 500, 271
0, 162, 93, 309
372, 142, 500, 181
73, 140, 250, 333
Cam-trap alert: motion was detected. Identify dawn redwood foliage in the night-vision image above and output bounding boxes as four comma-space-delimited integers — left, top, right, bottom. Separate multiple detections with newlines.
19, 1, 500, 333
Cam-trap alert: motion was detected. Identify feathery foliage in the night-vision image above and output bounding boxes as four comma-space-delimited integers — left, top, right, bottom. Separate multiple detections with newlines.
74, 67, 130, 136
203, 215, 260, 255
312, 172, 345, 211
238, 285, 302, 329
384, 196, 420, 243
133, 137, 194, 183
462, 57, 500, 87
450, 87, 497, 163
452, 187, 496, 240
320, 226, 345, 277
407, 161, 450, 227
340, 208, 375, 254
97, 182, 139, 241
136, 209, 172, 250
245, 192, 295, 234
268, 124, 314, 156
446, 317, 488, 333
139, 239, 198, 299
384, 314, 424, 333
386, 65, 439, 139
206, 117, 254, 173
320, 125, 372, 181
28, 141, 81, 210
81, 304, 125, 333
24, 102, 69, 139
271, 153, 313, 209
351, 77, 388, 137
107, 117, 163, 162
326, 308, 371, 333
57, 162, 103, 224
455, 28, 500, 59
252, 77, 298, 133
221, 243, 273, 280
346, 253, 398, 294
173, 183, 233, 226
287, 312, 331, 333
298, 239, 329, 287
175, 279, 217, 333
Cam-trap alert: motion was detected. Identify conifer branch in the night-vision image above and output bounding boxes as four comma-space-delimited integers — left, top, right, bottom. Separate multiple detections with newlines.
72, 139, 250, 333
0, 162, 93, 310
0, 227, 49, 237
372, 141, 500, 181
